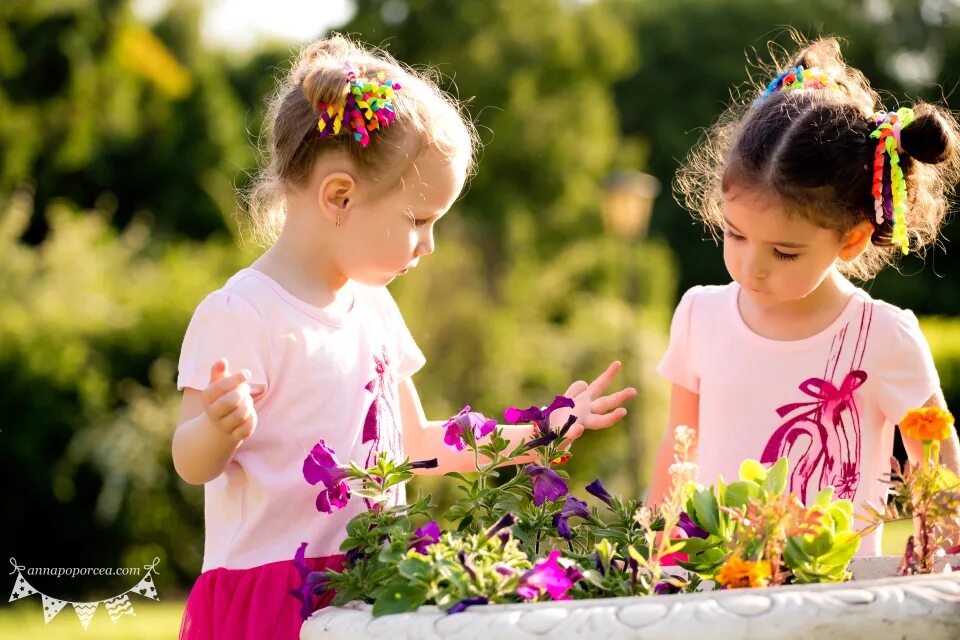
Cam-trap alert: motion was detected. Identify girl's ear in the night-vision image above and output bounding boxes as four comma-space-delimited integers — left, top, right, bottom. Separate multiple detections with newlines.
318, 172, 357, 226
838, 221, 874, 261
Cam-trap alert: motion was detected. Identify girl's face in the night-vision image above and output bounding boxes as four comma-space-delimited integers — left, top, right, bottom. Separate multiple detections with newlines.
340, 147, 466, 287
721, 188, 849, 306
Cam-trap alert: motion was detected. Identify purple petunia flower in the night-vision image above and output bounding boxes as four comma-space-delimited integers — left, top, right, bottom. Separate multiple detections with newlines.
290, 542, 331, 620
585, 479, 614, 506
316, 481, 351, 513
552, 495, 590, 540
504, 396, 575, 435
447, 596, 489, 614
442, 406, 497, 451
485, 513, 516, 538
303, 440, 349, 488
516, 550, 579, 601
409, 520, 441, 555
523, 431, 559, 450
678, 511, 709, 539
525, 464, 568, 506
654, 581, 682, 595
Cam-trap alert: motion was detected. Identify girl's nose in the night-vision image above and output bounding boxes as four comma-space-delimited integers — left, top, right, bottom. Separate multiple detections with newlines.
416, 227, 435, 257
743, 250, 768, 280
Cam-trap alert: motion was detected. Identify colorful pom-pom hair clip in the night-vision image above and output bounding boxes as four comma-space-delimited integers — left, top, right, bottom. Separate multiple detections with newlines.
754, 65, 841, 106
316, 62, 401, 148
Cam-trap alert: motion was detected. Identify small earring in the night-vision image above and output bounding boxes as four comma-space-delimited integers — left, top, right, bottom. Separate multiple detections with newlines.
336, 215, 341, 228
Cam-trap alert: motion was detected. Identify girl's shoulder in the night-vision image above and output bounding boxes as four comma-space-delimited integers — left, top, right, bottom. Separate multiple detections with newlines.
674, 282, 738, 318
851, 288, 922, 336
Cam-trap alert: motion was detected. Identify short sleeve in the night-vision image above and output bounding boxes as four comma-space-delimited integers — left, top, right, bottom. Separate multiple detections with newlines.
657, 286, 701, 393
177, 290, 270, 394
376, 286, 426, 380
874, 310, 940, 424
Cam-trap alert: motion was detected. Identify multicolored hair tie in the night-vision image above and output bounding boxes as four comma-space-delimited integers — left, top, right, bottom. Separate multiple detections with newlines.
754, 65, 840, 105
316, 62, 401, 147
869, 107, 915, 254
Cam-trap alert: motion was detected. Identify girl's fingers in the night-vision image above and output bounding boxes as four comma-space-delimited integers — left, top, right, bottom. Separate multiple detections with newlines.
223, 398, 253, 429
209, 358, 229, 383
585, 407, 628, 430
231, 414, 257, 441
203, 373, 249, 410
591, 387, 638, 414
587, 361, 622, 396
565, 380, 589, 398
208, 382, 251, 420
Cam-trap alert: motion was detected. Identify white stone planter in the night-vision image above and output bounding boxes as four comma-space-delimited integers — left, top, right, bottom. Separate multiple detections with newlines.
301, 557, 960, 640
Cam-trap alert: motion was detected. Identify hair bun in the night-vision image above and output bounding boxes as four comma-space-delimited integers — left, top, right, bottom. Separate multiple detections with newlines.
901, 104, 956, 165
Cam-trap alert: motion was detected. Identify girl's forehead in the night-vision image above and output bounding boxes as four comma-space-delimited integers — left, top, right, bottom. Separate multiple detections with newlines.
723, 188, 829, 239
397, 148, 467, 210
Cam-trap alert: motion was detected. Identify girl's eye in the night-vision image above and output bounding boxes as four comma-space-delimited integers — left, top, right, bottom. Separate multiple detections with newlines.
724, 229, 745, 241
774, 248, 800, 261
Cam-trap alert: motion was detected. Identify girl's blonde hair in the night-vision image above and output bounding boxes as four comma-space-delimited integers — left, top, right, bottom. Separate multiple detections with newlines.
676, 36, 960, 280
245, 35, 478, 245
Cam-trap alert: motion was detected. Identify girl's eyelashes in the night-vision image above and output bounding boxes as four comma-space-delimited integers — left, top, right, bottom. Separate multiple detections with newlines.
726, 228, 800, 261
774, 248, 800, 261
404, 209, 432, 227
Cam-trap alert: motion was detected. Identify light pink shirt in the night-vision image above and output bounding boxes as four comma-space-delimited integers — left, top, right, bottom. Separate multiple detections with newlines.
178, 269, 425, 571
658, 283, 940, 556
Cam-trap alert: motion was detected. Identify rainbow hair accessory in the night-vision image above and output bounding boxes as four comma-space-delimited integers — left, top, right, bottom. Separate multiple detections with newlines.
316, 62, 401, 147
754, 65, 840, 105
869, 107, 915, 254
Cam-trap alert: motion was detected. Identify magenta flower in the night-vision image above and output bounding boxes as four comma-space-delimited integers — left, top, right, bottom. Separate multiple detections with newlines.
315, 481, 351, 513
443, 406, 497, 451
504, 396, 575, 435
410, 520, 441, 554
290, 542, 331, 620
525, 464, 568, 506
516, 550, 579, 601
303, 440, 349, 488
552, 495, 590, 540
585, 478, 614, 507
303, 440, 352, 513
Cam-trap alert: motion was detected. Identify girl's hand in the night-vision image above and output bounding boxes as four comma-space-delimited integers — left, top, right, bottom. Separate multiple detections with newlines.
202, 358, 258, 443
553, 361, 637, 439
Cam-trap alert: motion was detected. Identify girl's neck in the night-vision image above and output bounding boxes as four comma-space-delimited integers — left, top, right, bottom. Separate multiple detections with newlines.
251, 223, 351, 312
737, 270, 856, 341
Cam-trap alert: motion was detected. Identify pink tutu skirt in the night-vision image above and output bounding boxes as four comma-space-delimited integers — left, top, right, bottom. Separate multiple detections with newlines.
179, 555, 346, 640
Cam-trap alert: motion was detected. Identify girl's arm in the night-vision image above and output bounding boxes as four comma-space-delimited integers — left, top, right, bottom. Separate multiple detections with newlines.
172, 360, 257, 485
400, 361, 637, 474
646, 383, 700, 508
398, 378, 537, 474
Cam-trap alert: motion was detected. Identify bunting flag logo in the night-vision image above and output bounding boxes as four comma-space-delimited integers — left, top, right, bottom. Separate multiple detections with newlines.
7, 557, 160, 629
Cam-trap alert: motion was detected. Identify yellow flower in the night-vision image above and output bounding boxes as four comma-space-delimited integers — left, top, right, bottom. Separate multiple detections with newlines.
715, 556, 771, 589
900, 407, 955, 443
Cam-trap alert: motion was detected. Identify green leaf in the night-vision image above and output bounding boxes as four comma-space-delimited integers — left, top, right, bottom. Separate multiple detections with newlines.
764, 457, 788, 495
371, 582, 427, 617
814, 487, 835, 507
378, 548, 405, 565
724, 481, 764, 510
739, 459, 767, 484
817, 531, 861, 566
398, 557, 433, 581
691, 488, 722, 536
581, 568, 606, 588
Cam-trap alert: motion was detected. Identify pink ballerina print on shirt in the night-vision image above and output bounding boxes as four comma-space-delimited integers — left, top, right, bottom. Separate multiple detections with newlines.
759, 300, 873, 502
361, 347, 403, 506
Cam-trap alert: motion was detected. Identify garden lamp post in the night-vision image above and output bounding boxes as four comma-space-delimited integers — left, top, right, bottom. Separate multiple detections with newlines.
600, 170, 661, 501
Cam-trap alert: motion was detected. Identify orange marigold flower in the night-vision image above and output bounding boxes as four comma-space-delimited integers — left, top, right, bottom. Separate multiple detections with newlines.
715, 555, 771, 589
900, 407, 955, 443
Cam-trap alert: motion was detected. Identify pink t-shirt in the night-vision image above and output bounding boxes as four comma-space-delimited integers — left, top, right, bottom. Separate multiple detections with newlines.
657, 282, 940, 556
178, 268, 426, 571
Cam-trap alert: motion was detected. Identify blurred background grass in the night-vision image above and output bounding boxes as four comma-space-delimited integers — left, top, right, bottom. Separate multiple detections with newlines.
3, 0, 960, 631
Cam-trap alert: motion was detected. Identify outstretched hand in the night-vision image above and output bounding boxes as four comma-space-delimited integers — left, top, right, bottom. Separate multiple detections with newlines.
552, 361, 637, 440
